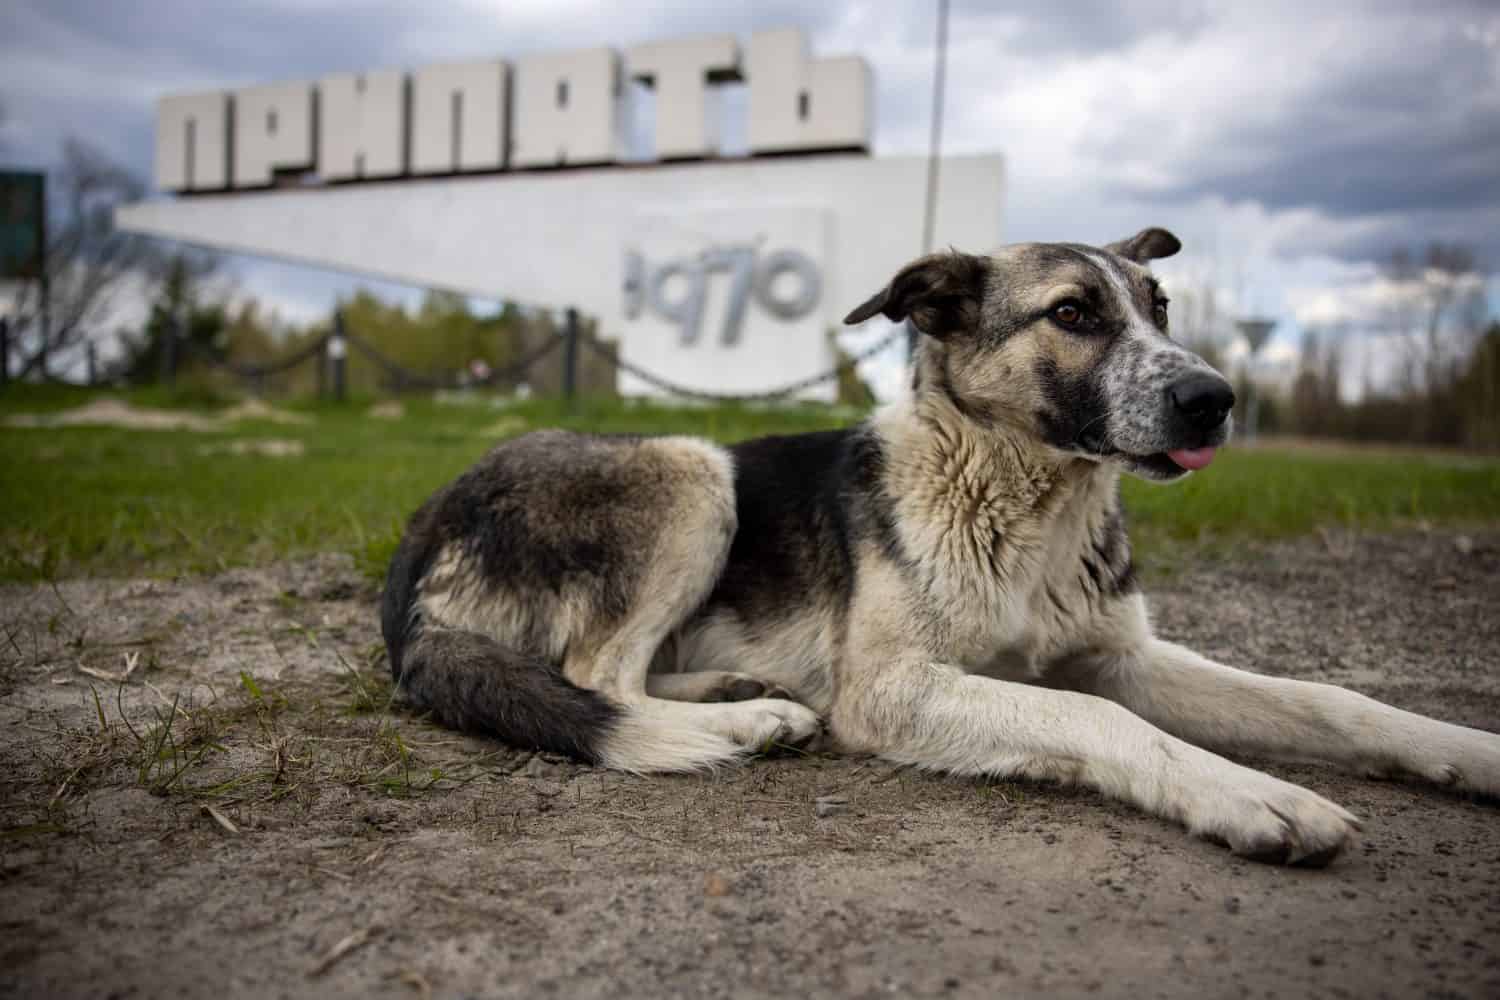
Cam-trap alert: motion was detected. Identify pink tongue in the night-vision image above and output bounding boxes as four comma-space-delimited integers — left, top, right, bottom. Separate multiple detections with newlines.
1167, 447, 1217, 471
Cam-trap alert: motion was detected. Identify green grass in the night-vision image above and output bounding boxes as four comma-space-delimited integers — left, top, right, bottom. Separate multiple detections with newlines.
0, 384, 857, 582
3, 383, 1497, 583
1120, 445, 1500, 554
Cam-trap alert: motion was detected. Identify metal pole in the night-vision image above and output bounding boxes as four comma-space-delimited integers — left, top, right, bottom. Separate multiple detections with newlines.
921, 0, 950, 258
562, 307, 580, 405
86, 341, 97, 386
38, 175, 50, 381
330, 311, 348, 403
316, 338, 327, 399
1245, 381, 1260, 447
1234, 319, 1275, 447
37, 273, 49, 381
162, 311, 180, 387
0, 317, 9, 386
911, 0, 951, 364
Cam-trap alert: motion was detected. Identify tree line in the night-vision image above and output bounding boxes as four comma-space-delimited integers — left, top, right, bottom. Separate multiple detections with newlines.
1168, 244, 1497, 452
1279, 245, 1496, 451
3, 137, 1494, 442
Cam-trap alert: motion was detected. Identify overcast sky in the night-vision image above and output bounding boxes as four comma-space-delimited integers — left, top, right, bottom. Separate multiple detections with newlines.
2, 0, 1497, 393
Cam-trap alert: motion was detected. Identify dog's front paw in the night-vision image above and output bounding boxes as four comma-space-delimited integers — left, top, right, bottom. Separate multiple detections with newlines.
1189, 773, 1361, 867
1393, 723, 1500, 798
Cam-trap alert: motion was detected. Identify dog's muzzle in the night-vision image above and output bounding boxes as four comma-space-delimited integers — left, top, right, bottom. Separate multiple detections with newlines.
1161, 374, 1235, 471
1168, 374, 1236, 433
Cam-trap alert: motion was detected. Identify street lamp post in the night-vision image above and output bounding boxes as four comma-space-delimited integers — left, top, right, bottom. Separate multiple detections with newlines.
1234, 317, 1276, 445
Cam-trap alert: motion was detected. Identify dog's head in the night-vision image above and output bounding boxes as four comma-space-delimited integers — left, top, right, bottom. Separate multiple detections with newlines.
845, 228, 1233, 481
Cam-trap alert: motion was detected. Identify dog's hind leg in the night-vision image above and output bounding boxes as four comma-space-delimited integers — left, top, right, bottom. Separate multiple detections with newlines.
559, 438, 821, 770
1060, 638, 1500, 797
646, 672, 797, 703
389, 434, 817, 772
568, 604, 820, 770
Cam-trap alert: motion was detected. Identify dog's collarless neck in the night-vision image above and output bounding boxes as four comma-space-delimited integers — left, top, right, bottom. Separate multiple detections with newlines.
868, 396, 1106, 560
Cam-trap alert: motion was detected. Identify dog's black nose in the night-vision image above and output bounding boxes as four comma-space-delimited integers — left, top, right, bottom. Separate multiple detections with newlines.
1169, 375, 1236, 431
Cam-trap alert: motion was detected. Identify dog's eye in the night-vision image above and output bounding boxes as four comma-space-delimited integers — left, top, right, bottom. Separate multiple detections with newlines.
1153, 301, 1169, 327
1052, 302, 1084, 328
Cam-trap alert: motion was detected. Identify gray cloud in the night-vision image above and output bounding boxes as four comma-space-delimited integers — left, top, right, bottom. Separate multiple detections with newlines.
954, 0, 1214, 52
936, 0, 1500, 265
1, 0, 1495, 343
1127, 17, 1500, 225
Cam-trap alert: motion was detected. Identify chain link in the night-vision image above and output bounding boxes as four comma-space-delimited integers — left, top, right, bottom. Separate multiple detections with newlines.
167, 320, 901, 403
578, 327, 904, 403
341, 328, 563, 390
176, 332, 332, 378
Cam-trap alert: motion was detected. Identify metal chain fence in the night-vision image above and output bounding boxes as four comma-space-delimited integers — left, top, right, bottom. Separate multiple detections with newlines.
145, 308, 905, 404
176, 329, 333, 379
340, 326, 564, 391
576, 325, 906, 403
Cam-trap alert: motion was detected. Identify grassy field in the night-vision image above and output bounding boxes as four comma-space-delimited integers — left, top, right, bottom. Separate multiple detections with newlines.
3, 383, 1498, 583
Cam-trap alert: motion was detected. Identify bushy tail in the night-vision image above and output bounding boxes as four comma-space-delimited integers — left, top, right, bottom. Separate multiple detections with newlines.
389, 624, 741, 772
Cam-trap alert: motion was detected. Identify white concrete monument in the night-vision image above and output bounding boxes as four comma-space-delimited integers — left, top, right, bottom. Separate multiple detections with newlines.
155, 93, 230, 191
232, 82, 315, 188
122, 28, 1004, 401
511, 47, 621, 168
746, 28, 871, 155
319, 70, 407, 180
625, 34, 739, 160
409, 60, 509, 174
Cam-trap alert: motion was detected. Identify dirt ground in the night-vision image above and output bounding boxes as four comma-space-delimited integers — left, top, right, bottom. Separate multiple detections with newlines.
3, 529, 1499, 999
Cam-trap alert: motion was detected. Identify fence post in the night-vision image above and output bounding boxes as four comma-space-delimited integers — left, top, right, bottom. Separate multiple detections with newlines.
39, 264, 50, 381
161, 313, 180, 387
562, 307, 580, 406
86, 341, 97, 386
329, 311, 348, 403
0, 317, 9, 387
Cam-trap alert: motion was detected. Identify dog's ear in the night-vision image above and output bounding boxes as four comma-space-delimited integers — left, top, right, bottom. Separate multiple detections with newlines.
1106, 227, 1182, 263
843, 251, 987, 339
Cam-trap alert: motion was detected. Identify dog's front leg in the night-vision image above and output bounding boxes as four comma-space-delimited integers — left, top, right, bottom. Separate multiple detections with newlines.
1060, 638, 1500, 797
833, 660, 1359, 864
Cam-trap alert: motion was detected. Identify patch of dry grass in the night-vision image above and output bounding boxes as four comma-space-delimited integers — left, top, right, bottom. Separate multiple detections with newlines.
4, 644, 517, 844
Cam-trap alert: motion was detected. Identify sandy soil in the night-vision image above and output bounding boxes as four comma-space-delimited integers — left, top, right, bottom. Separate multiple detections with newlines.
3, 530, 1499, 999
1, 397, 311, 432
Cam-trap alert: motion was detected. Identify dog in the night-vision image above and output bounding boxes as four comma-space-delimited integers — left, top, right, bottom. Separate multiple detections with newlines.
381, 228, 1500, 865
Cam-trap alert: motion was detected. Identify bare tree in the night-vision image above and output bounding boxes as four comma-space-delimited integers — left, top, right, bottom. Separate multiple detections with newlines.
7, 138, 168, 378
1163, 268, 1231, 373
1290, 325, 1349, 437
1376, 243, 1490, 444
1383, 243, 1487, 397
